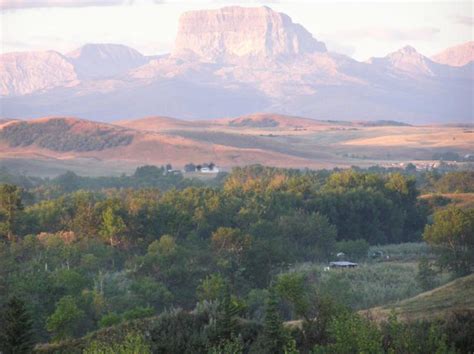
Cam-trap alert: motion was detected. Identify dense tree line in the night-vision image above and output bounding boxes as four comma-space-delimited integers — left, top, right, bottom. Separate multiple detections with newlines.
0, 165, 472, 352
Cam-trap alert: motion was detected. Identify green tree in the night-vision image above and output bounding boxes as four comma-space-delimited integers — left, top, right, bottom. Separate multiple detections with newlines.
69, 191, 99, 237
435, 171, 474, 193
217, 284, 239, 339
208, 336, 244, 354
278, 211, 336, 261
46, 296, 84, 341
211, 227, 251, 284
260, 288, 287, 354
84, 333, 151, 354
99, 312, 122, 328
130, 277, 173, 309
416, 257, 437, 291
148, 234, 177, 257
315, 312, 382, 353
334, 239, 369, 261
424, 206, 474, 276
197, 273, 226, 302
100, 205, 126, 247
0, 184, 23, 241
275, 273, 312, 322
0, 296, 34, 354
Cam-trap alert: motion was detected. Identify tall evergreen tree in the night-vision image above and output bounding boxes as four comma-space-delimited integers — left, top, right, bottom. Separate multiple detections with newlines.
0, 184, 23, 241
217, 283, 238, 339
261, 288, 287, 354
0, 296, 34, 354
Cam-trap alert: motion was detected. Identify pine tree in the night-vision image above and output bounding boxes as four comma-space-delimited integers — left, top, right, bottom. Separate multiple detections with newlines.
261, 288, 287, 354
217, 283, 238, 339
0, 296, 34, 353
0, 184, 23, 241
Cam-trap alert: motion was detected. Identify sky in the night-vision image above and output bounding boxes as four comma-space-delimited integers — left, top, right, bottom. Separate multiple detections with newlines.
1, 0, 472, 60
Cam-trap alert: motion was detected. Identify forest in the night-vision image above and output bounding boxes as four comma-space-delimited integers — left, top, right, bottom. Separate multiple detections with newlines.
0, 165, 473, 353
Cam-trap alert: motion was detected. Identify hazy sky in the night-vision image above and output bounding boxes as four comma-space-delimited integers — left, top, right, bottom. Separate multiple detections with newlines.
1, 0, 472, 60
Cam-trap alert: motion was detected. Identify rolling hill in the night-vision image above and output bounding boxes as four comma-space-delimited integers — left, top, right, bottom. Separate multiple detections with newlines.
361, 274, 474, 322
1, 113, 473, 176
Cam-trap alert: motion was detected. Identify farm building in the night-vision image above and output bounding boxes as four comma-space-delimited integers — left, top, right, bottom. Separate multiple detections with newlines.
329, 261, 358, 268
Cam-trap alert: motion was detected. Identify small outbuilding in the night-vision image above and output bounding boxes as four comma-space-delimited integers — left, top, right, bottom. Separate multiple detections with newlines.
329, 261, 358, 268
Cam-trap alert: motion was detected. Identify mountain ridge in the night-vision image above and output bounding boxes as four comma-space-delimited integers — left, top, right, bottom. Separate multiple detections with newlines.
431, 41, 474, 67
0, 6, 472, 123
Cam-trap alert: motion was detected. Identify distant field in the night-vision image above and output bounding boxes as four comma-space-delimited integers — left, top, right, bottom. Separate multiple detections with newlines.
362, 274, 474, 322
0, 157, 138, 177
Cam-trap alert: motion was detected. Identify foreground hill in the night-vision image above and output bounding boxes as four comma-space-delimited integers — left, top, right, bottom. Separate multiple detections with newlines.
1, 114, 473, 176
362, 274, 474, 322
1, 7, 472, 123
34, 274, 474, 353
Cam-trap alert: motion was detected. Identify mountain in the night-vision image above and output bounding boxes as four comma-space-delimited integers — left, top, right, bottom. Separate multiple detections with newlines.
0, 6, 472, 123
368, 46, 438, 76
0, 51, 78, 96
431, 41, 474, 67
172, 6, 326, 63
66, 43, 149, 79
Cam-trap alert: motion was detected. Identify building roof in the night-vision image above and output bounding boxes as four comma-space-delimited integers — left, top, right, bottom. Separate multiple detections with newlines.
329, 261, 358, 267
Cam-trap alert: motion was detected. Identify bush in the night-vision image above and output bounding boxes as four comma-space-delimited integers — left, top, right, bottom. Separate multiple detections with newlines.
99, 313, 122, 328
443, 310, 474, 353
84, 332, 151, 354
122, 306, 155, 321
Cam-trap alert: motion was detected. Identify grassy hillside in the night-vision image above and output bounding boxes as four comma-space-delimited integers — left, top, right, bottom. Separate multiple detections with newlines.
1, 115, 474, 175
0, 118, 133, 152
362, 273, 474, 322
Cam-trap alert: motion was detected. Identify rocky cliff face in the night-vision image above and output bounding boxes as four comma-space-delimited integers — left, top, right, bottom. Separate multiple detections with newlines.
172, 6, 326, 63
0, 51, 78, 96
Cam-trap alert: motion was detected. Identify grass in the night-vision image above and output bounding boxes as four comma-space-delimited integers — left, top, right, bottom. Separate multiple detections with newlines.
362, 273, 474, 322
285, 243, 450, 311
368, 242, 433, 261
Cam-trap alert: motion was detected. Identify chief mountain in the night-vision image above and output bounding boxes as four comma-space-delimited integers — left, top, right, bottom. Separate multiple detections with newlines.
1, 6, 473, 123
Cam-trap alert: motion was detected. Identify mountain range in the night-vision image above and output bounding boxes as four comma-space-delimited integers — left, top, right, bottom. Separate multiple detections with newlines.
0, 6, 473, 124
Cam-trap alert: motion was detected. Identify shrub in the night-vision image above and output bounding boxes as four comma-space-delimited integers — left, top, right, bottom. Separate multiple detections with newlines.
84, 332, 151, 354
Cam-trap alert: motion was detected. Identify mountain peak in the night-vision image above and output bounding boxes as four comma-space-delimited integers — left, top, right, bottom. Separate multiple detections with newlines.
431, 41, 474, 67
367, 45, 435, 76
66, 43, 147, 79
397, 45, 418, 55
67, 43, 143, 58
172, 6, 326, 63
